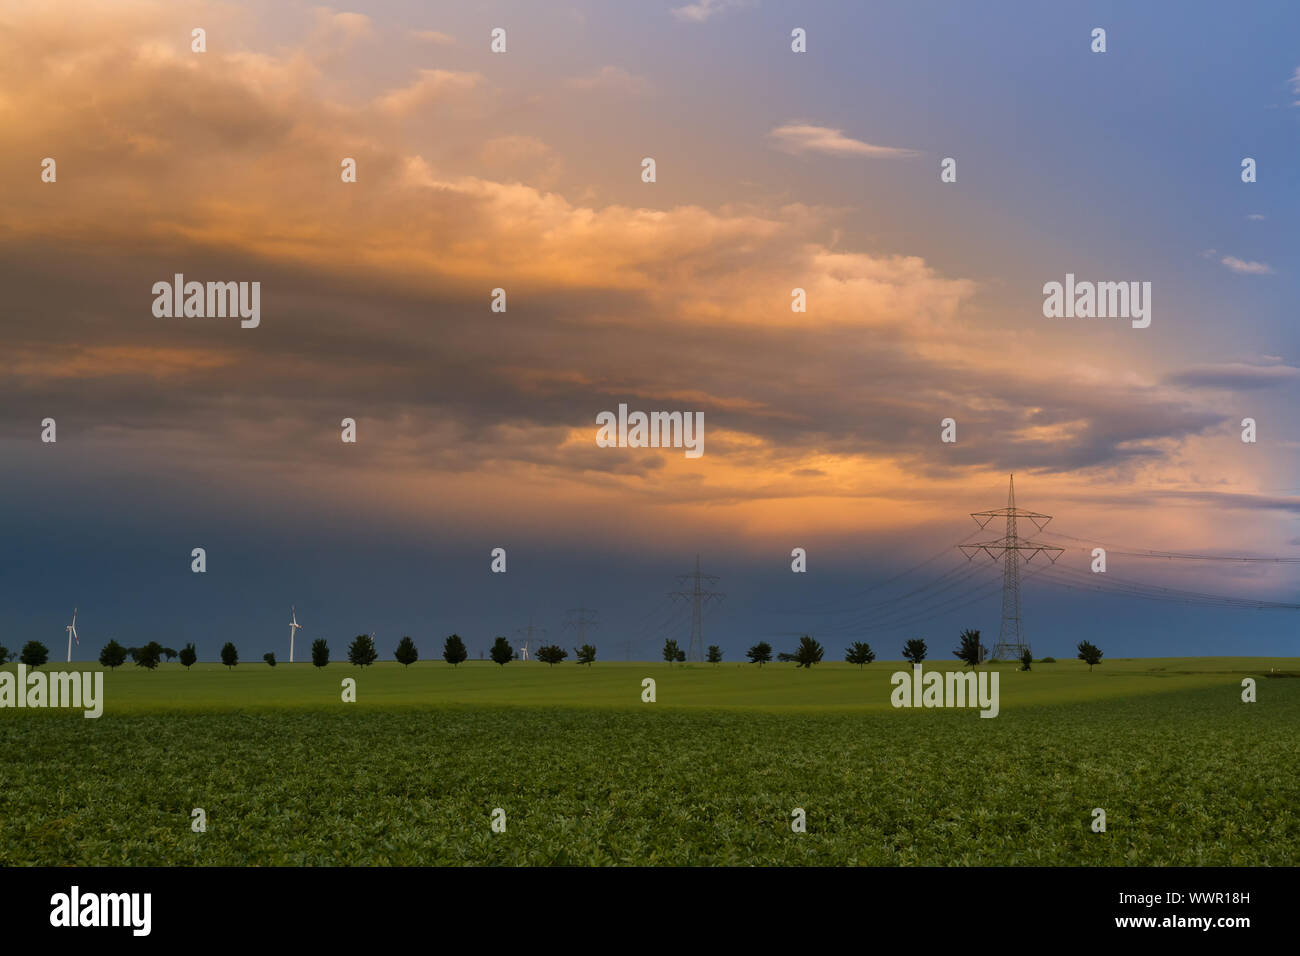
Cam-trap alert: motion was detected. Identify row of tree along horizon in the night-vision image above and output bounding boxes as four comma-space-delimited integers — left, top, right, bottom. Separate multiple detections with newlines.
0, 631, 1105, 671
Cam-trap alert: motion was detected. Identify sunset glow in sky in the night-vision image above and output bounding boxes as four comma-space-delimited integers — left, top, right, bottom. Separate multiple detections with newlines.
2, 0, 1297, 660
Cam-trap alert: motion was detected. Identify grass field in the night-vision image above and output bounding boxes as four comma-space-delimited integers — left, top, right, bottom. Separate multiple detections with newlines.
2, 657, 1297, 865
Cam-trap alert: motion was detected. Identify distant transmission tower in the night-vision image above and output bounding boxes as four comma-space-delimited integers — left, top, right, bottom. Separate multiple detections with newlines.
564, 607, 599, 648
515, 615, 547, 660
670, 555, 724, 662
959, 475, 1063, 660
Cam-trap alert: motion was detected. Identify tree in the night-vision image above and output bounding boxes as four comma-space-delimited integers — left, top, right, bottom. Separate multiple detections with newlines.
162, 647, 177, 662
776, 651, 795, 662
220, 642, 238, 669
490, 636, 513, 665
902, 638, 928, 665
395, 635, 419, 667
536, 644, 567, 666
845, 641, 875, 668
706, 645, 722, 664
179, 643, 197, 669
136, 641, 163, 670
264, 652, 277, 667
0, 645, 9, 664
126, 646, 141, 664
574, 644, 597, 666
20, 641, 49, 668
1019, 649, 1032, 671
747, 641, 773, 666
676, 649, 685, 662
348, 634, 377, 666
662, 639, 681, 665
952, 629, 983, 669
792, 635, 823, 668
311, 638, 329, 668
1077, 640, 1103, 671
442, 634, 468, 667
99, 640, 128, 669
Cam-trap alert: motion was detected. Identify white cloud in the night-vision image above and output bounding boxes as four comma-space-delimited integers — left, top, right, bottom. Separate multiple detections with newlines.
411, 29, 455, 45
374, 69, 482, 116
1221, 256, 1274, 276
672, 0, 751, 24
768, 123, 919, 159
564, 65, 651, 95
1247, 213, 1266, 221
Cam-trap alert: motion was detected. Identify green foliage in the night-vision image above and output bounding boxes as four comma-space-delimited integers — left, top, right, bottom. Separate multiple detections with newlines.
1020, 649, 1033, 671
1040, 657, 1056, 663
162, 647, 177, 662
536, 644, 567, 666
220, 642, 238, 669
675, 649, 685, 662
574, 644, 597, 666
746, 641, 772, 666
662, 639, 680, 664
179, 643, 197, 669
1077, 641, 1103, 671
792, 635, 823, 668
953, 629, 983, 669
20, 641, 49, 668
99, 640, 128, 669
310, 638, 329, 668
442, 634, 468, 667
845, 642, 875, 668
136, 641, 164, 670
348, 635, 377, 667
0, 645, 9, 664
264, 653, 277, 667
1, 674, 1296, 866
902, 638, 927, 665
706, 645, 722, 664
394, 636, 419, 667
490, 636, 513, 666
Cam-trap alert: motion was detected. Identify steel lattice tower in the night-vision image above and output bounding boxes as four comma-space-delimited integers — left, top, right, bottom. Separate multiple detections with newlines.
959, 475, 1063, 660
564, 607, 599, 647
670, 554, 724, 662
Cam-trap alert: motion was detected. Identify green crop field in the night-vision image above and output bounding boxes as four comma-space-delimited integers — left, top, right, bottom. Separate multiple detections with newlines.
1, 657, 1296, 865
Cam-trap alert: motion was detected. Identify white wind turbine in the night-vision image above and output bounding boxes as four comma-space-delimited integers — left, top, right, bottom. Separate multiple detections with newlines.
65, 607, 79, 663
519, 640, 530, 661
288, 606, 302, 663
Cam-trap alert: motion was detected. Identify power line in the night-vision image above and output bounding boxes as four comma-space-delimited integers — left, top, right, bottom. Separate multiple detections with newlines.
957, 474, 1063, 659
563, 607, 599, 647
669, 554, 724, 662
1041, 530, 1300, 564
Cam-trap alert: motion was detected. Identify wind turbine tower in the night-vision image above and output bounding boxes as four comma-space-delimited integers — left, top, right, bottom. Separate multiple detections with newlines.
288, 606, 302, 663
65, 607, 78, 663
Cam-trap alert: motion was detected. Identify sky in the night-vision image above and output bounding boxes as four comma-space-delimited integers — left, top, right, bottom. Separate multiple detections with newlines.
1, 0, 1297, 663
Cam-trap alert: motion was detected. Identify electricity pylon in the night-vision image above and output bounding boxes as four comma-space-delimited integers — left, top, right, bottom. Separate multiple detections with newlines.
515, 615, 547, 661
564, 607, 598, 647
959, 475, 1063, 660
670, 555, 724, 662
